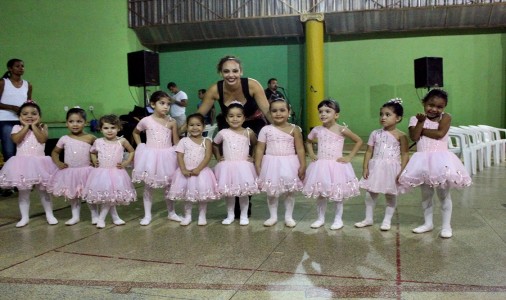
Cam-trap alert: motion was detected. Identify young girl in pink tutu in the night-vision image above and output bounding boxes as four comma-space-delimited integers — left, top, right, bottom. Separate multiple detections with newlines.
255, 98, 306, 228
0, 101, 58, 227
167, 113, 220, 226
399, 89, 471, 238
355, 99, 409, 231
48, 108, 98, 225
83, 115, 136, 229
213, 101, 259, 225
303, 99, 362, 230
132, 91, 180, 226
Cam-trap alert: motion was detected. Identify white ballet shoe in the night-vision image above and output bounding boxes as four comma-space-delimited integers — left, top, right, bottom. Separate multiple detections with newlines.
354, 220, 373, 228
440, 228, 453, 238
168, 212, 182, 222
285, 218, 296, 228
380, 223, 391, 231
198, 216, 207, 226
263, 218, 278, 227
65, 218, 80, 226
239, 218, 249, 226
412, 224, 433, 234
330, 220, 344, 230
310, 220, 324, 229
16, 219, 29, 228
221, 217, 234, 225
46, 216, 58, 225
139, 217, 151, 226
180, 217, 191, 226
96, 220, 106, 229
91, 217, 99, 225
113, 219, 125, 226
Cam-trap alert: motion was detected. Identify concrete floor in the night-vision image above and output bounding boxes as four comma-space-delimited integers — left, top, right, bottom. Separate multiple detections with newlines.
0, 155, 505, 300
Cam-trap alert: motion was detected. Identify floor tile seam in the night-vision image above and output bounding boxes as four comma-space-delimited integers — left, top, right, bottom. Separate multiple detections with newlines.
1, 277, 505, 294
473, 207, 506, 244
53, 249, 185, 265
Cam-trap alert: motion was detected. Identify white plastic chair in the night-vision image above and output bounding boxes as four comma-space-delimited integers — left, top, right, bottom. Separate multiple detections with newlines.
478, 125, 506, 164
203, 124, 217, 138
460, 125, 492, 168
448, 128, 474, 175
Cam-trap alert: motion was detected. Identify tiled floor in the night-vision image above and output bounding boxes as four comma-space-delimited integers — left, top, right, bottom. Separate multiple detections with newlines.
0, 155, 505, 299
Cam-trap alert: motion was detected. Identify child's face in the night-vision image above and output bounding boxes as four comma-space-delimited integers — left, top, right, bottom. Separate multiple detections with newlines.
19, 106, 40, 125
318, 105, 338, 126
101, 122, 119, 140
151, 97, 170, 116
423, 96, 447, 120
226, 107, 245, 129
379, 107, 400, 129
269, 101, 290, 125
187, 117, 204, 137
66, 113, 86, 135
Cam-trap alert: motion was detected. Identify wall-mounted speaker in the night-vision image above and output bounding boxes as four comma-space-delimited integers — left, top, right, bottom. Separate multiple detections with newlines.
414, 57, 443, 89
127, 50, 159, 87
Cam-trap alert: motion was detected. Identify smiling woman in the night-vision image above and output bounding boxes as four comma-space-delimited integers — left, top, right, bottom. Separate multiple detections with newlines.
197, 55, 271, 135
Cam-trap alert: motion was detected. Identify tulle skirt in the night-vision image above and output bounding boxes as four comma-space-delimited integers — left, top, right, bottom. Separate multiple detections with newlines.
166, 167, 220, 202
398, 151, 472, 189
214, 160, 259, 197
131, 144, 178, 188
303, 159, 360, 201
256, 154, 303, 197
0, 155, 57, 190
48, 166, 93, 199
83, 167, 137, 204
359, 159, 406, 195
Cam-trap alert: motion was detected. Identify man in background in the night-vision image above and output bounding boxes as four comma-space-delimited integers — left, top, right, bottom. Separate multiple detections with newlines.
167, 82, 188, 128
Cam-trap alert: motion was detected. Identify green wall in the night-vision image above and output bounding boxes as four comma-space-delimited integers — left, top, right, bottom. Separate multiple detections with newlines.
0, 0, 144, 123
1, 0, 504, 140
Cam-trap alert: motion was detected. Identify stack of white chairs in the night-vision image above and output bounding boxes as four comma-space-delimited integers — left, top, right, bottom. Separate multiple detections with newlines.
448, 125, 506, 176
203, 124, 218, 138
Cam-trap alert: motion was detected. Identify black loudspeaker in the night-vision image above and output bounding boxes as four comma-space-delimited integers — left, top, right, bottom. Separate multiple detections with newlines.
414, 57, 443, 88
127, 50, 159, 87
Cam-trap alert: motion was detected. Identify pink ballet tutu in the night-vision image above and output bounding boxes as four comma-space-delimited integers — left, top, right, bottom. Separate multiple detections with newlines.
83, 168, 137, 204
131, 144, 178, 188
214, 160, 259, 197
257, 154, 303, 197
166, 167, 220, 202
48, 166, 94, 199
303, 159, 360, 201
359, 159, 406, 195
0, 155, 57, 190
398, 151, 472, 189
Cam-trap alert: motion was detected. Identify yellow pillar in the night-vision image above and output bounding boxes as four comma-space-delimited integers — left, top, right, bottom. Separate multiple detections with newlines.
301, 13, 324, 131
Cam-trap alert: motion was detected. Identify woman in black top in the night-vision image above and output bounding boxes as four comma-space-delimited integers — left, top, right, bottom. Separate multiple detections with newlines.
197, 56, 272, 134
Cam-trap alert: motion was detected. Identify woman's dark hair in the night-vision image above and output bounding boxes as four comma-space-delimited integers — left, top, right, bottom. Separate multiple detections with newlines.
217, 55, 242, 73
18, 101, 41, 116
149, 90, 170, 104
318, 98, 340, 113
422, 89, 448, 105
99, 114, 122, 130
187, 113, 205, 125
382, 100, 404, 118
3, 58, 23, 78
66, 107, 87, 121
225, 102, 245, 115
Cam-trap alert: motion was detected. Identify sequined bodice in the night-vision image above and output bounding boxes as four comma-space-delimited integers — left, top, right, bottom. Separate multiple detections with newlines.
215, 129, 250, 161
176, 137, 207, 169
92, 138, 124, 168
409, 116, 448, 152
308, 126, 344, 160
14, 126, 45, 156
60, 136, 92, 167
369, 129, 400, 160
137, 116, 173, 148
259, 125, 296, 156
